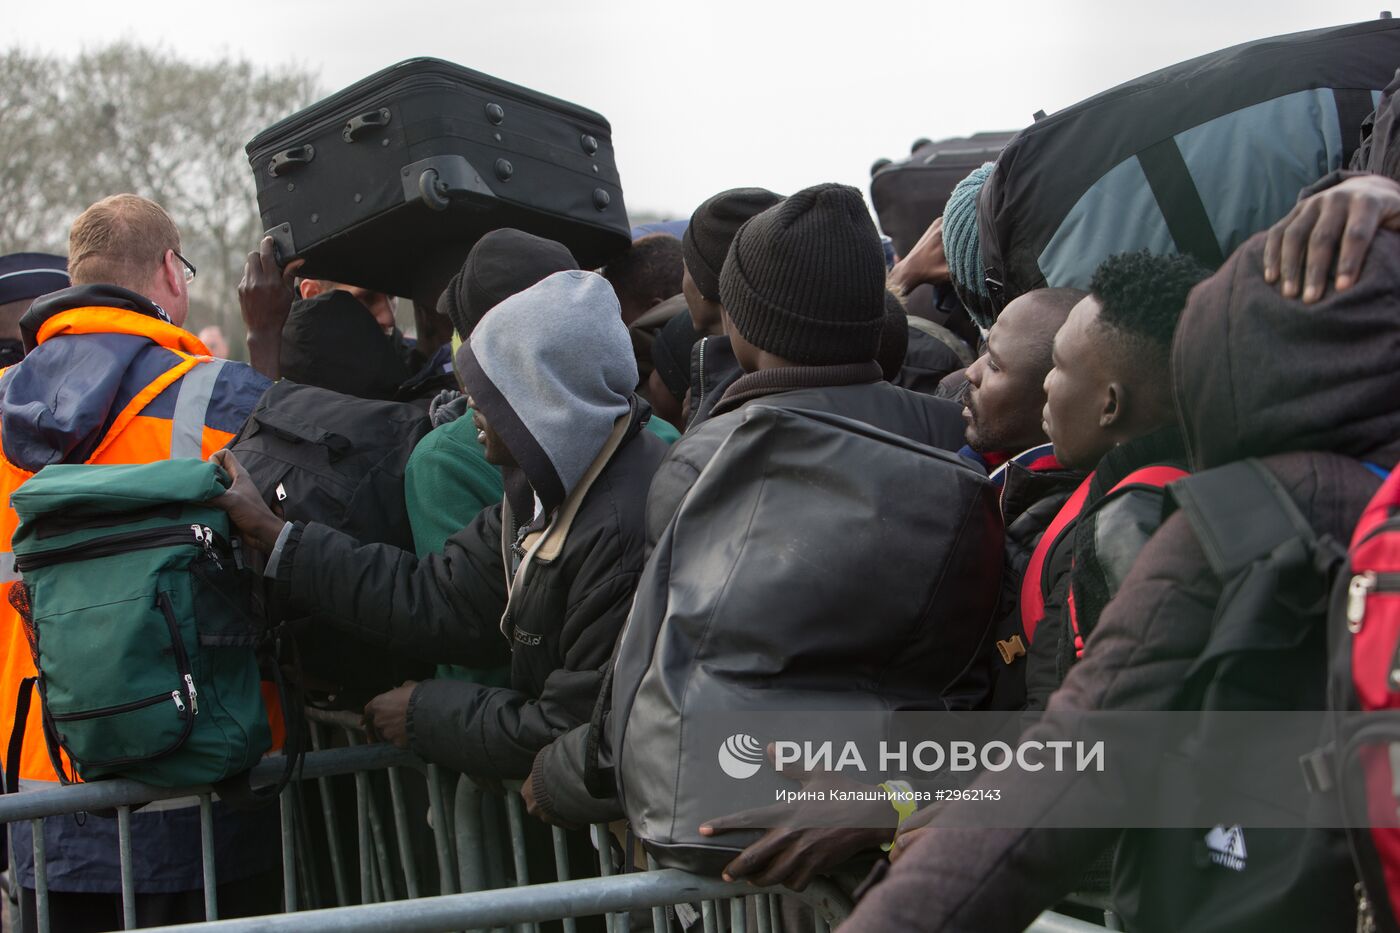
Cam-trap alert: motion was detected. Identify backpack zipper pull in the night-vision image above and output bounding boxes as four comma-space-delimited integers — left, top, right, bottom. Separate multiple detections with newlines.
184, 674, 200, 716
1349, 571, 1378, 632
202, 526, 221, 568
171, 690, 186, 714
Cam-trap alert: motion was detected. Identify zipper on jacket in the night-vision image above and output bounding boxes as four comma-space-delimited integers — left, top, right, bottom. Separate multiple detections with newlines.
15, 524, 228, 572
695, 337, 710, 415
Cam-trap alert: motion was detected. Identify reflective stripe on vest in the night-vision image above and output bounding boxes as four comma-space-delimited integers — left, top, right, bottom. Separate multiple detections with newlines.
170, 358, 225, 459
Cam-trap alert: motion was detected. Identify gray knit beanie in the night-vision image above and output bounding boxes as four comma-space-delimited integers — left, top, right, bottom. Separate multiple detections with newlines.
718, 183, 886, 365
942, 161, 995, 329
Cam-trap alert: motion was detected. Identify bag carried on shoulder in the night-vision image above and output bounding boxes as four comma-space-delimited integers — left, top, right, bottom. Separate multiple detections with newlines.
1323, 464, 1400, 932
8, 459, 274, 789
979, 17, 1400, 315
1111, 458, 1356, 933
228, 380, 433, 697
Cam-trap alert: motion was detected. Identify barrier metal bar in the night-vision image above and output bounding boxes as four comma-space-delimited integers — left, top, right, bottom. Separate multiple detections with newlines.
306, 719, 351, 907
137, 869, 852, 933
425, 764, 457, 897
31, 818, 47, 933
453, 776, 485, 894
386, 766, 421, 899
118, 805, 135, 929
280, 787, 298, 912
199, 794, 217, 920
1028, 912, 1121, 933
0, 745, 419, 824
549, 825, 578, 933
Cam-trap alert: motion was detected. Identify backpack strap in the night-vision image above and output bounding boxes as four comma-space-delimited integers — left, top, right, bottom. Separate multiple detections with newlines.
4, 676, 72, 796
1167, 458, 1316, 581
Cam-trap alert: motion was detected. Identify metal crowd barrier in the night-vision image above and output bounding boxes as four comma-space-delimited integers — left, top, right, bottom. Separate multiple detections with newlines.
0, 708, 1111, 932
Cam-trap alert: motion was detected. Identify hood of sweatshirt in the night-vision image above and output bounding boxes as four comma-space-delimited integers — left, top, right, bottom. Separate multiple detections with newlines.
1, 284, 214, 470
457, 270, 638, 514
1173, 229, 1400, 472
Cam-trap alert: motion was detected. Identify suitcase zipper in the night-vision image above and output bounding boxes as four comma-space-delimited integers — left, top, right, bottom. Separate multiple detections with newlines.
14, 524, 228, 572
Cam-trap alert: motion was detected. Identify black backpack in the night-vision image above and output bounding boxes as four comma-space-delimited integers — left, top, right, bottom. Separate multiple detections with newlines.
613, 406, 1003, 873
1110, 459, 1356, 933
978, 17, 1400, 317
229, 381, 434, 697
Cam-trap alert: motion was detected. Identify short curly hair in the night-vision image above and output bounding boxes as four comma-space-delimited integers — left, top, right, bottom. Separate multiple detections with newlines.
1089, 250, 1210, 373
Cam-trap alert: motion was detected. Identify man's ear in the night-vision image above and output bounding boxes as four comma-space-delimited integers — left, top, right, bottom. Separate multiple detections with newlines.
298, 279, 323, 300
160, 250, 183, 298
1100, 382, 1124, 429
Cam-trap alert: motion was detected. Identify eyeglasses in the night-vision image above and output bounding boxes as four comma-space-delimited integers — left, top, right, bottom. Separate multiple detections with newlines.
173, 250, 196, 284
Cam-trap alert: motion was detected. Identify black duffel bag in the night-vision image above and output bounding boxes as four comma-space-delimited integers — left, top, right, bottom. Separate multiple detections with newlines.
613, 406, 1003, 873
978, 16, 1400, 319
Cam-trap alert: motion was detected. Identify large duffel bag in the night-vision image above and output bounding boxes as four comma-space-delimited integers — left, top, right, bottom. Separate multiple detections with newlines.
870, 132, 1016, 258
613, 406, 1003, 873
245, 57, 631, 299
229, 381, 434, 697
978, 16, 1400, 316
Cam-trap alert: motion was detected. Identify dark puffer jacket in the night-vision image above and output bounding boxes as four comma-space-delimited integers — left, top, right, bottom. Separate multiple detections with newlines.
275, 403, 665, 778
1022, 426, 1189, 712
841, 230, 1400, 932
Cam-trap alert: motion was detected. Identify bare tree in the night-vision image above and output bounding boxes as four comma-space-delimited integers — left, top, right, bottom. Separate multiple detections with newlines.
0, 44, 320, 357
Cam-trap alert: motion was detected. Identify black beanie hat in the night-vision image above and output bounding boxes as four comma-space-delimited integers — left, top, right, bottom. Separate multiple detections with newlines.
719, 183, 886, 365
682, 187, 783, 302
650, 310, 699, 402
437, 229, 578, 339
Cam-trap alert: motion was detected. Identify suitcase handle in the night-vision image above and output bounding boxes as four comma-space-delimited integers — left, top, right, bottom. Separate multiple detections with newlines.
342, 108, 392, 143
267, 144, 315, 177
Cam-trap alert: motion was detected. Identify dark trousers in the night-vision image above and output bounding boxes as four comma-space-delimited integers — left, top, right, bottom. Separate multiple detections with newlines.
20, 868, 281, 933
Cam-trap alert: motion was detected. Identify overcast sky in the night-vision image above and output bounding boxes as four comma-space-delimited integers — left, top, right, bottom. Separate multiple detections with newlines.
8, 1, 1394, 220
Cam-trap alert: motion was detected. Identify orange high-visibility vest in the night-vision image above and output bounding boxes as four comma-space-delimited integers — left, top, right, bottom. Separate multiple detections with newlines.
0, 305, 281, 786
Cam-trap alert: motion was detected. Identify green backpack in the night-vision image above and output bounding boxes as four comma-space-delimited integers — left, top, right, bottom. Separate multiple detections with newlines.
9, 459, 277, 789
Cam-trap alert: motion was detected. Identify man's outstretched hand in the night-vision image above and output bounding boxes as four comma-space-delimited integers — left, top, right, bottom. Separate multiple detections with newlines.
1262, 173, 1400, 303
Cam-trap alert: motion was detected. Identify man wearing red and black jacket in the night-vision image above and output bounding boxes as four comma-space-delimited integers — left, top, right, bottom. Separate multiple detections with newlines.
957, 288, 1086, 711
1021, 250, 1209, 710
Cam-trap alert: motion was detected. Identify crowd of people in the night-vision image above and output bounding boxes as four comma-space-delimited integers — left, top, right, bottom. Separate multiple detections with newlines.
2, 62, 1400, 933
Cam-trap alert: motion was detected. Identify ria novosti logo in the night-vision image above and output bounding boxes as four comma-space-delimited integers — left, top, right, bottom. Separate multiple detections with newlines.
717, 733, 766, 780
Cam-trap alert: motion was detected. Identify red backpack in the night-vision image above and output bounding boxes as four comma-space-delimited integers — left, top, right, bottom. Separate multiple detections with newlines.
1331, 465, 1400, 932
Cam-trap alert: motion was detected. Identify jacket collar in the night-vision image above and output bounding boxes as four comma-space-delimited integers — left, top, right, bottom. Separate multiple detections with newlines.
20, 284, 207, 356
1089, 425, 1188, 500
712, 361, 884, 416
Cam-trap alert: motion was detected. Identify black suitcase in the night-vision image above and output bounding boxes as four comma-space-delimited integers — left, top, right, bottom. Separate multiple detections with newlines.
245, 57, 631, 300
869, 132, 1017, 258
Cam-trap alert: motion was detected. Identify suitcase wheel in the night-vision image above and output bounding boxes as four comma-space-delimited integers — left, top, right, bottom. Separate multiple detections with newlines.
418, 168, 452, 212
